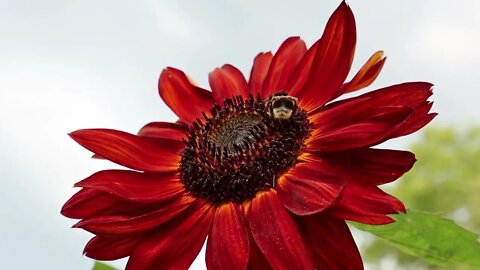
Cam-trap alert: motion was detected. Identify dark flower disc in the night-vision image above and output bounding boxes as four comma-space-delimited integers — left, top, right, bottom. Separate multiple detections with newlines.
180, 94, 311, 203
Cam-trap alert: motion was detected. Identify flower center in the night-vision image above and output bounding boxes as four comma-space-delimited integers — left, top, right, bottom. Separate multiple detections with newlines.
180, 94, 311, 204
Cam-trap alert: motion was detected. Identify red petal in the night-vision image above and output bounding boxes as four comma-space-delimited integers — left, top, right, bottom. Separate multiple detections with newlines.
159, 67, 215, 124
61, 187, 161, 220
351, 82, 435, 139
126, 200, 214, 270
295, 2, 356, 111
340, 50, 386, 94
247, 230, 273, 270
69, 129, 183, 172
298, 214, 363, 270
247, 191, 313, 270
309, 81, 433, 126
74, 195, 193, 236
209, 64, 249, 104
391, 103, 436, 138
206, 203, 249, 270
249, 52, 273, 97
137, 121, 188, 140
277, 162, 344, 215
84, 235, 141, 260
260, 37, 307, 98
330, 182, 405, 225
307, 106, 413, 152
365, 82, 433, 107
75, 170, 184, 203
320, 148, 416, 186
286, 41, 319, 95
310, 81, 435, 142
61, 188, 120, 219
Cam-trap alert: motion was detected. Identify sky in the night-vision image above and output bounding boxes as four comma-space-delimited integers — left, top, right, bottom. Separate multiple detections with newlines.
0, 0, 479, 269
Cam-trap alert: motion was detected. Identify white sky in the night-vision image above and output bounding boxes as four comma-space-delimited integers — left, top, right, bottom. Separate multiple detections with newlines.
0, 0, 479, 269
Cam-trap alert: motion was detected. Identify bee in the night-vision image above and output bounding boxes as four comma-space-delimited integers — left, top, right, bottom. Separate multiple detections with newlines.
265, 93, 298, 120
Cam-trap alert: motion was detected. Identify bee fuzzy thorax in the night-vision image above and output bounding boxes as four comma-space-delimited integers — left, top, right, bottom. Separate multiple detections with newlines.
266, 94, 299, 120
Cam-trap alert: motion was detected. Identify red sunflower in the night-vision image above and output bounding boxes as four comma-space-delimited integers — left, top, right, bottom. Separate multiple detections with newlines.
62, 2, 435, 270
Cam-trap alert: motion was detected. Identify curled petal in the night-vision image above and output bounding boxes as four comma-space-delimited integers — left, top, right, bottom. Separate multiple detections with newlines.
247, 191, 313, 270
295, 2, 357, 111
310, 82, 433, 122
261, 37, 306, 98
159, 67, 215, 124
209, 64, 249, 104
206, 203, 249, 270
61, 188, 159, 219
69, 129, 183, 172
277, 162, 344, 215
354, 82, 435, 139
391, 102, 437, 138
75, 170, 184, 203
330, 182, 406, 225
61, 188, 120, 219
368, 82, 433, 106
126, 200, 214, 270
308, 106, 413, 152
340, 50, 386, 94
298, 214, 363, 270
318, 148, 416, 186
84, 235, 142, 260
311, 81, 435, 141
249, 52, 273, 97
74, 195, 193, 236
137, 121, 188, 140
307, 82, 435, 151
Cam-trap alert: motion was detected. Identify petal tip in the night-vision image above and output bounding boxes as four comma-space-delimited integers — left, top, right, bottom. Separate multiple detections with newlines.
71, 222, 80, 228
68, 129, 88, 142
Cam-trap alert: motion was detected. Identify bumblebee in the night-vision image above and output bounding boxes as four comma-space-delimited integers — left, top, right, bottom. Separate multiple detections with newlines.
265, 93, 298, 120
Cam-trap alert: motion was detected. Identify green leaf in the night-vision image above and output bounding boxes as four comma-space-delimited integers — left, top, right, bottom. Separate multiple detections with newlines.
353, 209, 480, 267
92, 261, 117, 270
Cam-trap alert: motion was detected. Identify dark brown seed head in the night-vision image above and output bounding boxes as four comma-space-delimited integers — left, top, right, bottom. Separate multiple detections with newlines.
180, 94, 311, 204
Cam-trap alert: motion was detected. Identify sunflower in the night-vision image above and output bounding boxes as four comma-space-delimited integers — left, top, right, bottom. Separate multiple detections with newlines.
62, 2, 435, 269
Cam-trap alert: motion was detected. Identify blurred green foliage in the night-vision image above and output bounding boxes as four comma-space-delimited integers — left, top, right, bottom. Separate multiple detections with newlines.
92, 261, 117, 270
355, 210, 480, 268
364, 126, 480, 269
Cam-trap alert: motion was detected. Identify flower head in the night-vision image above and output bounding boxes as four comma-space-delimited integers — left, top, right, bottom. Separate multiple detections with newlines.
62, 2, 435, 269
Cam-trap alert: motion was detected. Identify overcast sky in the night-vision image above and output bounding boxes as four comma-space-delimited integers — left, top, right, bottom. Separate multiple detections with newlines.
1, 0, 479, 269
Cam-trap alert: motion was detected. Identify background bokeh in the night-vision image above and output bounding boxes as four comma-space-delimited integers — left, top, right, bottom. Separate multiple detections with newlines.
1, 0, 479, 269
